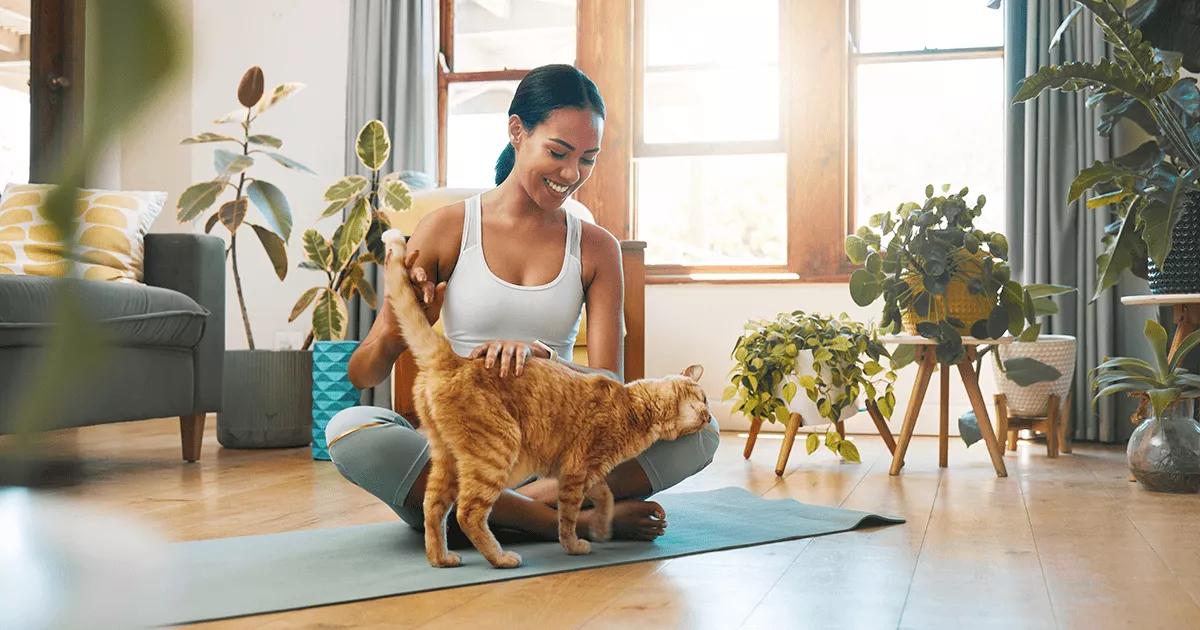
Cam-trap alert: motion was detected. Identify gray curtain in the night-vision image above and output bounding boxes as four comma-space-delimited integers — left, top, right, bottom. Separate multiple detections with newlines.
345, 0, 438, 407
1005, 0, 1149, 443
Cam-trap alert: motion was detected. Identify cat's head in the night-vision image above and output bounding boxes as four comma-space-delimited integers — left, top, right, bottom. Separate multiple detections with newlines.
653, 364, 711, 440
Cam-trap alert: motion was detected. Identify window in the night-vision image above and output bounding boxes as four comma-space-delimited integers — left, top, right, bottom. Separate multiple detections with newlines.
438, 0, 576, 188
850, 0, 1005, 235
634, 0, 787, 269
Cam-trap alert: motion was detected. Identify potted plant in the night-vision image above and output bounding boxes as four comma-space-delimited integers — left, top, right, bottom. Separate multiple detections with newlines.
291, 119, 412, 459
1092, 319, 1200, 492
1013, 0, 1200, 297
724, 310, 900, 462
845, 183, 1074, 365
177, 66, 314, 449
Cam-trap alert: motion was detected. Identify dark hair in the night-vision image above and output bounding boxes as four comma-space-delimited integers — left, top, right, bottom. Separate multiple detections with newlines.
495, 64, 606, 185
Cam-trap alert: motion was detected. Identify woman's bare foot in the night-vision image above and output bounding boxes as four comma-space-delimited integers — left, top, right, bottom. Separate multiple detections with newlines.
580, 500, 666, 541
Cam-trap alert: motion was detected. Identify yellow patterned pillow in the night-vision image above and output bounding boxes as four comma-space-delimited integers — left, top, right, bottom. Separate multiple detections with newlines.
0, 183, 165, 283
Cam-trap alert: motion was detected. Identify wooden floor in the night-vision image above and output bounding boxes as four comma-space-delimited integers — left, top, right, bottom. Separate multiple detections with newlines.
28, 417, 1200, 629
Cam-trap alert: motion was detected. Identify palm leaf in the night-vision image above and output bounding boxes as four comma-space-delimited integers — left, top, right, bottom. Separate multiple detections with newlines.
1014, 59, 1159, 104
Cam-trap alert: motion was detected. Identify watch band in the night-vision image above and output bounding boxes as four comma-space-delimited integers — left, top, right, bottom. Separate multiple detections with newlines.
535, 340, 558, 362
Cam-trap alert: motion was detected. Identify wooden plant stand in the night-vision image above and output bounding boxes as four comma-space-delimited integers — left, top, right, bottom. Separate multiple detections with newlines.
743, 400, 898, 476
881, 336, 1012, 478
993, 392, 1072, 458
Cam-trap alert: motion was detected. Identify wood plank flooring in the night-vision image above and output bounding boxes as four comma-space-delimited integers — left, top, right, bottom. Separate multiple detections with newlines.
18, 417, 1200, 629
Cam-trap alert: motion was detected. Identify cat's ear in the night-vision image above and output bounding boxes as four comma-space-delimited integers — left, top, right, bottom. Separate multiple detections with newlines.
681, 364, 704, 382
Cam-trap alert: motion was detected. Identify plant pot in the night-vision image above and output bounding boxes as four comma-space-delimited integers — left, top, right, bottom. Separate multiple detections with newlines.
901, 277, 995, 335
1128, 399, 1200, 493
1148, 191, 1200, 294
311, 340, 361, 460
218, 350, 312, 449
780, 349, 858, 425
991, 334, 1076, 416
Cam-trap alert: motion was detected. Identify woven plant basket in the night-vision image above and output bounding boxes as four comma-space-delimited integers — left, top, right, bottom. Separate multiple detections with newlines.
901, 252, 995, 335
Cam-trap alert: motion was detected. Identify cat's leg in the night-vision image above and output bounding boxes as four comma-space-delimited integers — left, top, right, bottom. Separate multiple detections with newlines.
454, 451, 523, 569
584, 479, 615, 542
555, 470, 592, 555
423, 434, 461, 568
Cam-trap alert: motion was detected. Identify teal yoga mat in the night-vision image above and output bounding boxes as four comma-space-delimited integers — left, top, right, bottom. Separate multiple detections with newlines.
164, 487, 902, 625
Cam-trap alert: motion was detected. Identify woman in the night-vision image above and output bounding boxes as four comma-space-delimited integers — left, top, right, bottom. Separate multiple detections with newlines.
326, 64, 719, 543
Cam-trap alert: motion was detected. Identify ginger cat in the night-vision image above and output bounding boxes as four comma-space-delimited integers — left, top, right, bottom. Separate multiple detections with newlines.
382, 230, 710, 569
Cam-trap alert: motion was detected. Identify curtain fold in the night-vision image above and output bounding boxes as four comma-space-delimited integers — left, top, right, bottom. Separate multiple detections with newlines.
1004, 0, 1149, 443
345, 0, 438, 408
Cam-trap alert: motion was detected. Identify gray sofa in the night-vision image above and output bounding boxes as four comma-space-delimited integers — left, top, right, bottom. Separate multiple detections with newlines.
0, 234, 224, 461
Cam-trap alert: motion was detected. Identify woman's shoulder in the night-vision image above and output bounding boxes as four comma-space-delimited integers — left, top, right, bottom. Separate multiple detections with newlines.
410, 200, 466, 248
578, 219, 620, 257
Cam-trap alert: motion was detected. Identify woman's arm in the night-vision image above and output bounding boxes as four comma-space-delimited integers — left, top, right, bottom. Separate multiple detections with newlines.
346, 207, 458, 390
580, 224, 625, 381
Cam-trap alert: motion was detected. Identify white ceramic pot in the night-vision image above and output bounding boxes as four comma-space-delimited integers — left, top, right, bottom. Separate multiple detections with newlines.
991, 334, 1077, 417
780, 349, 859, 425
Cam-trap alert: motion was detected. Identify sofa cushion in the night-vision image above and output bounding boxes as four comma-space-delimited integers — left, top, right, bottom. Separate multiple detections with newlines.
0, 275, 208, 348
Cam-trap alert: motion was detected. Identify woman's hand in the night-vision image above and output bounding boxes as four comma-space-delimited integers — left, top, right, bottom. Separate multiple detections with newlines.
468, 340, 554, 377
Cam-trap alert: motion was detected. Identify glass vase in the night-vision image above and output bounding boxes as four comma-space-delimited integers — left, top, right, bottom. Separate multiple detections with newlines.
1128, 399, 1200, 493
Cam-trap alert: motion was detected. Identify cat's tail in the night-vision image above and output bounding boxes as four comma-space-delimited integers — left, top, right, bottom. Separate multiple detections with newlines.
382, 229, 458, 371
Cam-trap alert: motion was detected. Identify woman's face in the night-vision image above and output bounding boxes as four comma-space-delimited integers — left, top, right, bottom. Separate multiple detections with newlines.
508, 107, 603, 211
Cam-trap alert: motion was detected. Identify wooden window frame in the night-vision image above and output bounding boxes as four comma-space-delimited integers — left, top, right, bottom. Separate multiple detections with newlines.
630, 0, 851, 283
29, 0, 85, 182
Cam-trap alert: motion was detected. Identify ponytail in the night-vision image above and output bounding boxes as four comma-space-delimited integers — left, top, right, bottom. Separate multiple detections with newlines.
495, 143, 516, 185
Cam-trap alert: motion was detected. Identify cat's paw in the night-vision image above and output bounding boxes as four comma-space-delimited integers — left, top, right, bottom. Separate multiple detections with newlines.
490, 550, 523, 569
562, 537, 592, 555
428, 551, 462, 568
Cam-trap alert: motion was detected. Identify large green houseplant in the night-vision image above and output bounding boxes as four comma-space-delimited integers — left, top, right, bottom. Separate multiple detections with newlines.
846, 184, 1074, 367
178, 66, 315, 449
725, 310, 900, 462
290, 119, 412, 345
1014, 0, 1200, 298
1093, 319, 1200, 492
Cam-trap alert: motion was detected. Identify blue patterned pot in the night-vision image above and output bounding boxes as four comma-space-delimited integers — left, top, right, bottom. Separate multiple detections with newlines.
311, 340, 361, 460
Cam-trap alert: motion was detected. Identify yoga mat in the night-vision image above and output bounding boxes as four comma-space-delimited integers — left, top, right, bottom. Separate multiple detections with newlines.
163, 487, 902, 625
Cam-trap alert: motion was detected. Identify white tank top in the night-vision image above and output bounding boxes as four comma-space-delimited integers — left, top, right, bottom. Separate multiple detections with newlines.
441, 193, 585, 359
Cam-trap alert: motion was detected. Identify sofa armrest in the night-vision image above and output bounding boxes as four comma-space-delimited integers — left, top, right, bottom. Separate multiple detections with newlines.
143, 233, 225, 412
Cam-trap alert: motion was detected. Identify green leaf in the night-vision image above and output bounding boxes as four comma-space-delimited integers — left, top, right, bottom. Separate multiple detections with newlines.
845, 235, 868, 264
248, 134, 283, 149
1145, 318, 1170, 375
356, 119, 391, 171
302, 229, 333, 270
889, 344, 916, 370
1068, 162, 1137, 204
312, 288, 348, 341
825, 428, 841, 448
254, 82, 305, 115
1168, 329, 1200, 373
213, 107, 250, 124
837, 440, 861, 463
863, 360, 883, 376
1049, 3, 1083, 51
246, 180, 293, 241
1017, 321, 1041, 342
1003, 357, 1062, 386
217, 197, 247, 233
204, 212, 220, 234
214, 148, 254, 176
289, 286, 321, 322
250, 223, 288, 280
1013, 58, 1159, 104
782, 380, 797, 402
176, 181, 224, 221
181, 132, 238, 145
1094, 205, 1138, 299
324, 175, 369, 202
1147, 388, 1181, 418
805, 432, 820, 455
334, 197, 371, 270
722, 385, 738, 400
849, 269, 882, 306
379, 178, 412, 213
1086, 189, 1132, 209
262, 152, 315, 174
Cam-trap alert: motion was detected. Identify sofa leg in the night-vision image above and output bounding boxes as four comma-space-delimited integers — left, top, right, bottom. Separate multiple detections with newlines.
181, 414, 206, 462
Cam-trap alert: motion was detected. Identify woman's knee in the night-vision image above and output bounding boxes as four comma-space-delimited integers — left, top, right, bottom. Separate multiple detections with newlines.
698, 417, 721, 466
636, 418, 721, 493
324, 405, 409, 448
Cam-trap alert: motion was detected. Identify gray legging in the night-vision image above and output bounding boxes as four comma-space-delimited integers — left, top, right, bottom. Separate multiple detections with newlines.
325, 405, 720, 529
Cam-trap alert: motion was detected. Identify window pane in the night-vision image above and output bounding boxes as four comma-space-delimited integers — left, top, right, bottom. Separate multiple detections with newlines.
643, 68, 778, 144
453, 0, 575, 73
854, 57, 1005, 236
644, 0, 777, 68
446, 80, 518, 188
855, 0, 1002, 53
0, 22, 28, 186
636, 154, 787, 266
